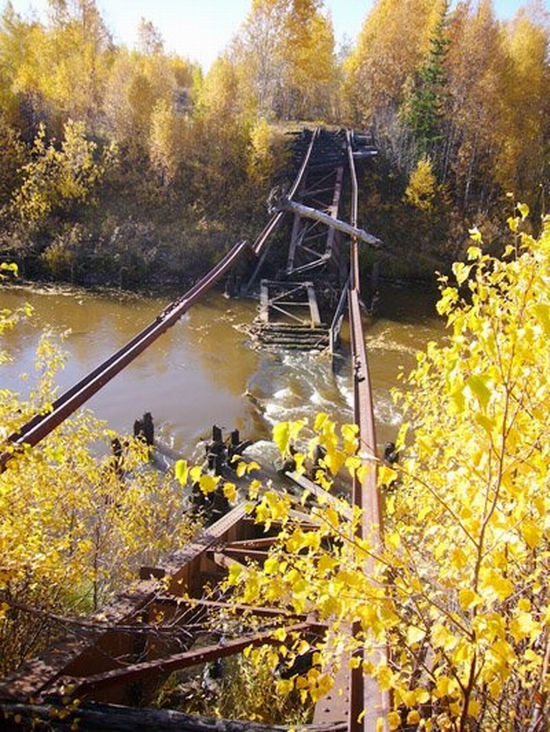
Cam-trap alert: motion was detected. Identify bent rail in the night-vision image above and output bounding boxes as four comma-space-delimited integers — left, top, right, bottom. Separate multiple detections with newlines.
252, 127, 319, 257
1, 129, 325, 472
0, 239, 252, 472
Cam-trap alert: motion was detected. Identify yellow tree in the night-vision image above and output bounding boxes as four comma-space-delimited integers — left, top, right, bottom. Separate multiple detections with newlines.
232, 0, 337, 120
0, 3, 37, 128
494, 6, 550, 205
0, 311, 198, 677
192, 54, 254, 207
278, 0, 337, 120
12, 0, 113, 135
404, 155, 438, 211
443, 0, 506, 208
10, 119, 117, 231
343, 0, 446, 126
233, 0, 287, 118
149, 98, 182, 188
225, 208, 550, 729
103, 28, 196, 171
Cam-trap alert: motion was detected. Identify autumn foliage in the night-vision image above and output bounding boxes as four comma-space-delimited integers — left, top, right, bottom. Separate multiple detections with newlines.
0, 0, 547, 285
0, 292, 197, 676
224, 209, 550, 729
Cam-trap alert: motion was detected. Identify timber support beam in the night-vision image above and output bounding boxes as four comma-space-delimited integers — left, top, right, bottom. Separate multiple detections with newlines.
275, 199, 382, 248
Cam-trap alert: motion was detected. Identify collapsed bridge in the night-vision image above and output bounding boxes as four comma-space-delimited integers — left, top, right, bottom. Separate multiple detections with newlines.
0, 128, 390, 731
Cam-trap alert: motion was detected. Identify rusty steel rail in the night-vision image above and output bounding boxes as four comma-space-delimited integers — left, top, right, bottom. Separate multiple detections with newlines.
346, 130, 390, 732
59, 621, 321, 698
252, 127, 319, 258
0, 239, 253, 472
245, 128, 320, 293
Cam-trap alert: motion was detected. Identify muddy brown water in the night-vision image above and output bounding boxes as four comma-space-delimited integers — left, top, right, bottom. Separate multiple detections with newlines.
1, 282, 443, 465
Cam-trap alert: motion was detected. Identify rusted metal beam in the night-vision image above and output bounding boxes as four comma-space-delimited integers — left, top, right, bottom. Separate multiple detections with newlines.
325, 165, 344, 259
313, 654, 350, 726
285, 470, 352, 520
141, 502, 254, 595
209, 547, 270, 563
58, 622, 321, 698
2, 506, 256, 705
153, 596, 314, 621
224, 537, 278, 549
348, 289, 390, 732
0, 580, 160, 701
346, 129, 390, 732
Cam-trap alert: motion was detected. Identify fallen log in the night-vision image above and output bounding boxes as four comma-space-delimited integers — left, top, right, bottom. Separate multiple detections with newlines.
275, 199, 382, 248
0, 699, 347, 731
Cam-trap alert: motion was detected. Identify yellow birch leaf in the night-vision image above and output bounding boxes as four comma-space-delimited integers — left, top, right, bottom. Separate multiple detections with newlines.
190, 465, 202, 483
415, 688, 430, 705
521, 520, 543, 550
465, 374, 491, 411
407, 625, 426, 645
452, 262, 472, 286
248, 479, 261, 499
458, 588, 481, 611
507, 216, 519, 232
199, 473, 220, 495
533, 304, 550, 337
468, 699, 481, 718
480, 569, 514, 601
379, 466, 398, 486
388, 711, 402, 731
264, 556, 278, 574
223, 482, 237, 503
517, 202, 529, 220
469, 226, 482, 242
174, 459, 189, 486
314, 413, 329, 431
510, 612, 541, 643
273, 421, 290, 455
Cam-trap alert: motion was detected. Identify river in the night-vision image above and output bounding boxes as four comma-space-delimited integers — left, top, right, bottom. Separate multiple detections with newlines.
0, 281, 442, 465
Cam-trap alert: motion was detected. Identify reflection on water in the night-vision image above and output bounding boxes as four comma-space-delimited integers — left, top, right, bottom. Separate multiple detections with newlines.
0, 281, 442, 460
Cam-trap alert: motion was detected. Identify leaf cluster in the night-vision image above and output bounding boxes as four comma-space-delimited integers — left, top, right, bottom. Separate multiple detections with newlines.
223, 209, 550, 730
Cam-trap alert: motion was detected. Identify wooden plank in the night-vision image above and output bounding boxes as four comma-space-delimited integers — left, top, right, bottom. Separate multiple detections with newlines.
260, 280, 269, 323
306, 283, 321, 326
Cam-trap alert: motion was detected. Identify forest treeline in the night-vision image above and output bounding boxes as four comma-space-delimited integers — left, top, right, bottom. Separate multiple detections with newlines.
0, 0, 548, 287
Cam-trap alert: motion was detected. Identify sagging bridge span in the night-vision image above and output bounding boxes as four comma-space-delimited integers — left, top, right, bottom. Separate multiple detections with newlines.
0, 128, 391, 731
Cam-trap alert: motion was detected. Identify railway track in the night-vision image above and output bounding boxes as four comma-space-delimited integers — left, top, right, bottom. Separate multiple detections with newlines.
1, 128, 388, 731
